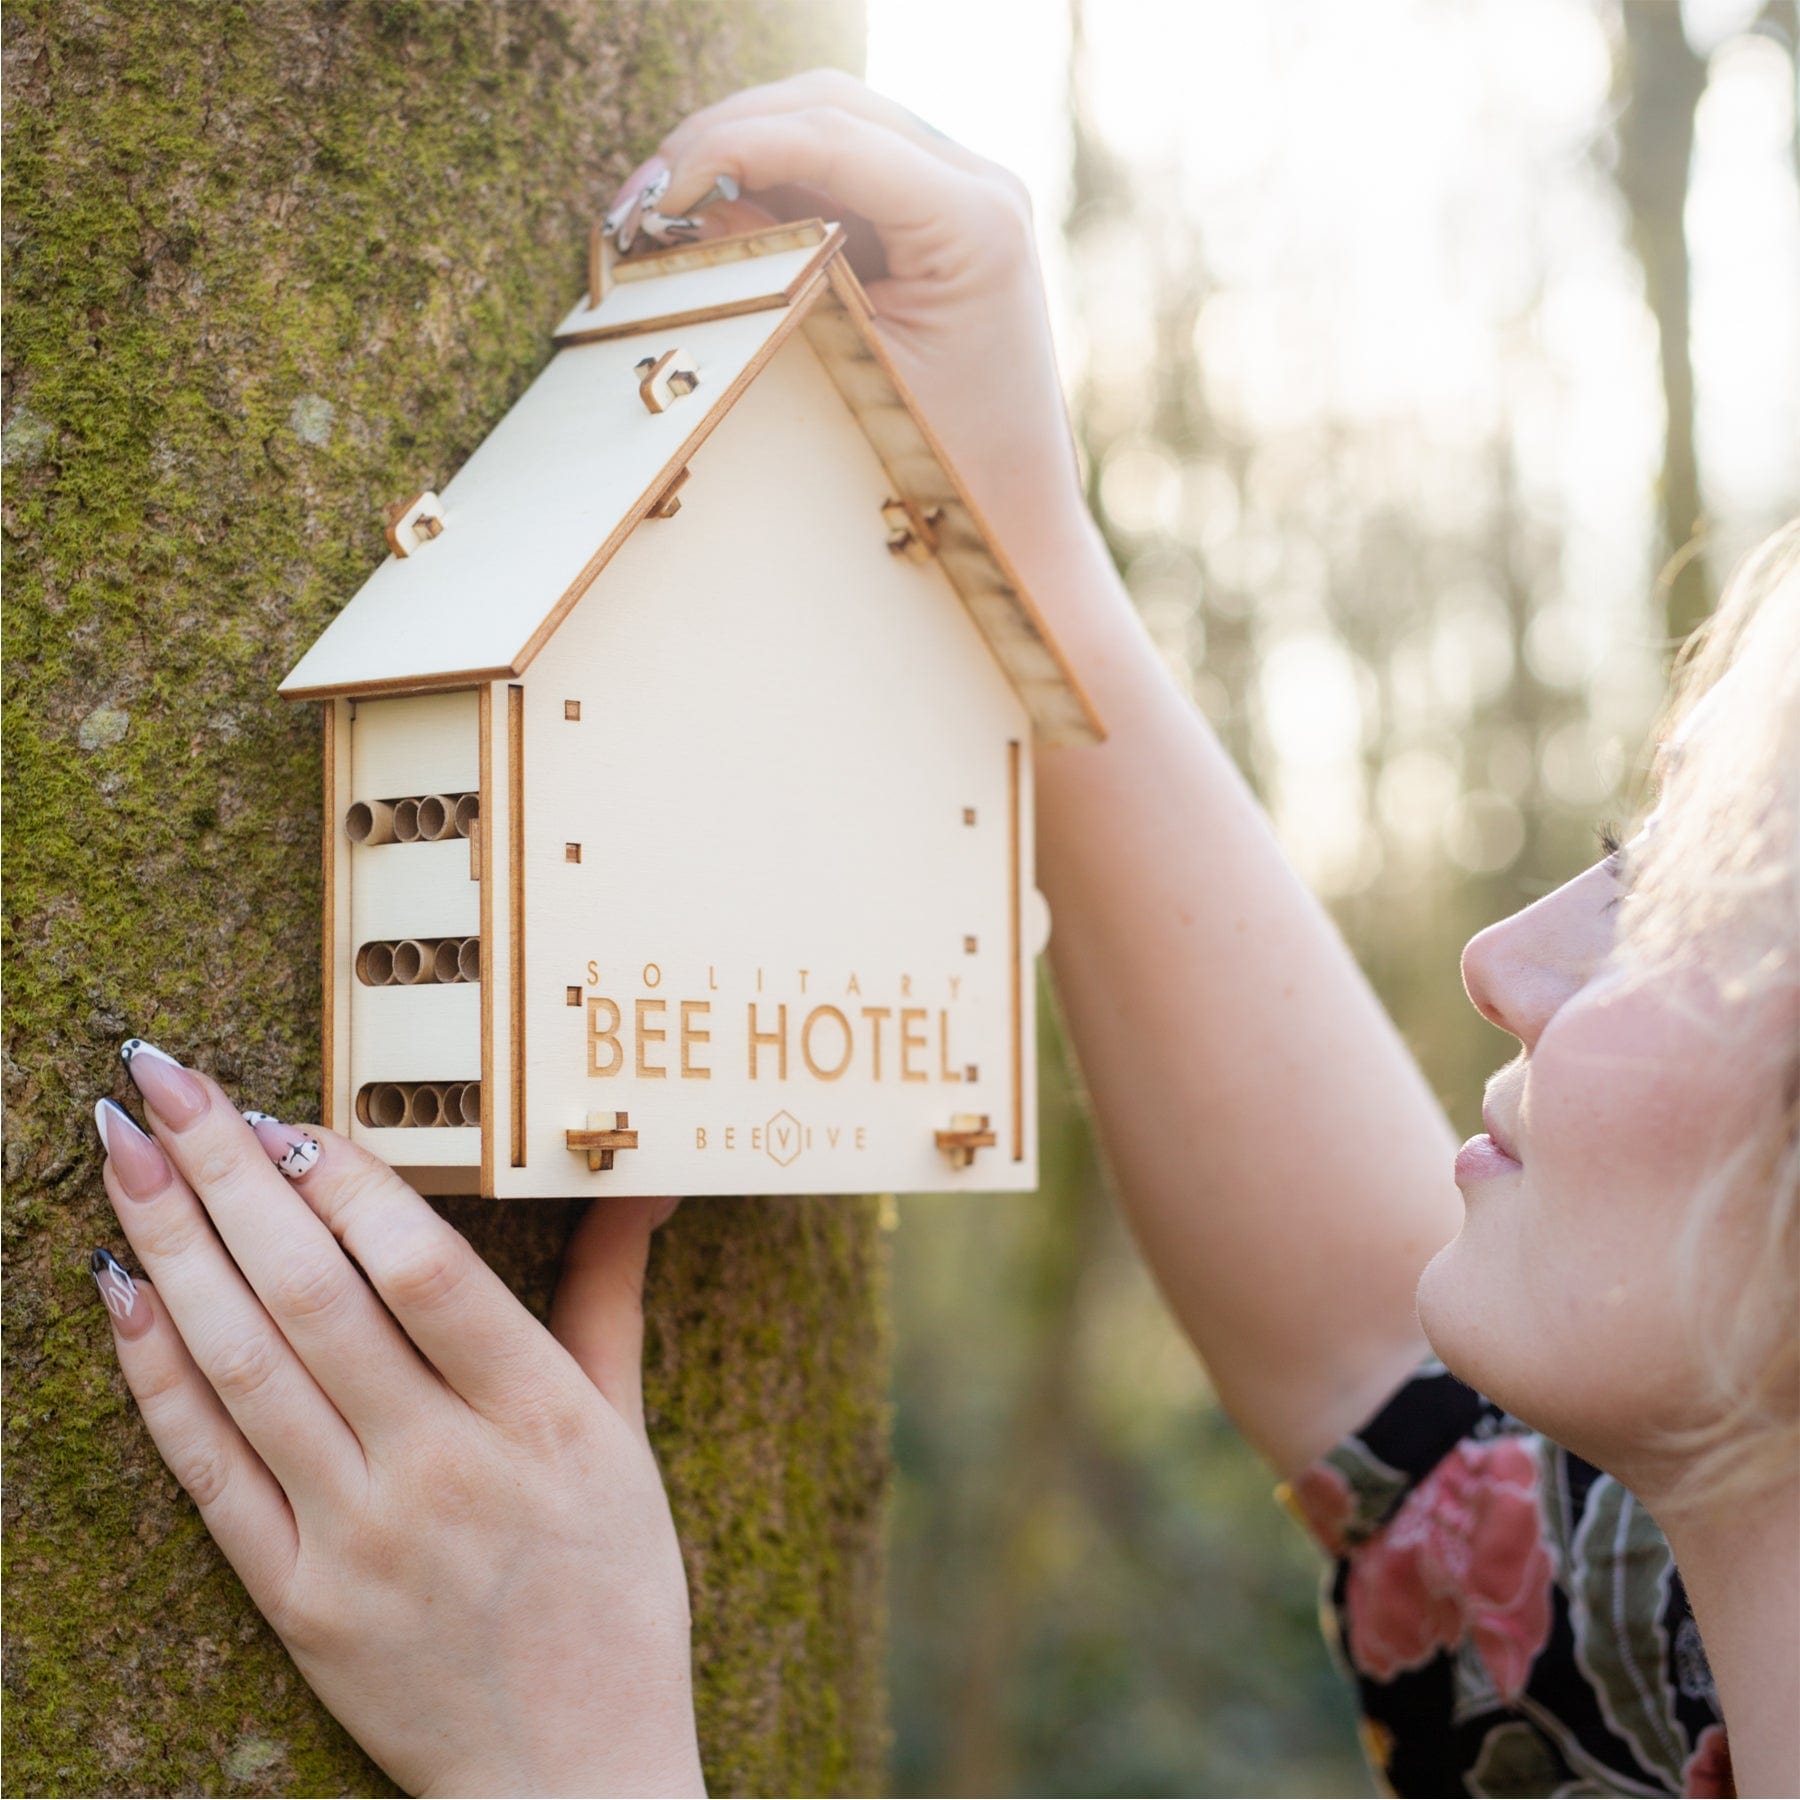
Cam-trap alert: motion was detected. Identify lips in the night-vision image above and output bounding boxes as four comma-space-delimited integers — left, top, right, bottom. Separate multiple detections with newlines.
1481, 1103, 1520, 1164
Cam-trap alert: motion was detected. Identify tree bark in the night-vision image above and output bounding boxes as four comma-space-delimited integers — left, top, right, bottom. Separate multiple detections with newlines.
1, 4, 886, 1795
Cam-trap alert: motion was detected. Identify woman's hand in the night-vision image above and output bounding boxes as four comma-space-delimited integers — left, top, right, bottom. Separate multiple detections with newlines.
606, 70, 1088, 561
89, 1040, 703, 1799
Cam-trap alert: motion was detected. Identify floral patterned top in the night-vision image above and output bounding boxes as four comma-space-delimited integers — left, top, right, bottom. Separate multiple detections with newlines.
1283, 1363, 1732, 1798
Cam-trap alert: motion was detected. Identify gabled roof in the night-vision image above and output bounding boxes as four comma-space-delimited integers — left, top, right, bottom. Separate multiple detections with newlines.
279, 221, 1103, 746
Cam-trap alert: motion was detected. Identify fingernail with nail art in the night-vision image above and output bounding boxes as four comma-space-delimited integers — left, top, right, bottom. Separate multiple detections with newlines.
93, 1096, 173, 1199
604, 156, 666, 227
119, 1039, 208, 1129
242, 1111, 321, 1178
91, 1247, 151, 1337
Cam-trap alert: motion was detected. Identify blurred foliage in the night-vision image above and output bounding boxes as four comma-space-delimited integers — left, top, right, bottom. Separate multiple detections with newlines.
888, 2, 1799, 1795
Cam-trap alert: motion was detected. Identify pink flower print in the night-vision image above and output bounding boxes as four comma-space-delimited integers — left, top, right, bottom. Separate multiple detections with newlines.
1288, 1461, 1355, 1557
1682, 1724, 1733, 1798
1343, 1436, 1553, 1699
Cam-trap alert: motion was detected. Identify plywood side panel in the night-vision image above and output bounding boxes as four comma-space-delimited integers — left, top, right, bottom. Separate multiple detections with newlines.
322, 701, 354, 1132
800, 286, 1104, 747
348, 983, 481, 1084
356, 1128, 482, 1168
348, 841, 481, 943
348, 690, 480, 797
492, 334, 1038, 1198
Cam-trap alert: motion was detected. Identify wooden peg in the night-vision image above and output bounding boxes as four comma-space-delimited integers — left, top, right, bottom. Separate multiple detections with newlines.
566, 1110, 639, 1172
934, 1112, 996, 1170
648, 465, 690, 519
382, 489, 446, 558
635, 348, 700, 415
880, 497, 943, 562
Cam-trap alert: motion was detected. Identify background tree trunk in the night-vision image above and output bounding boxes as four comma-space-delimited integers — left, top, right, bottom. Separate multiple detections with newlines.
1, 5, 886, 1795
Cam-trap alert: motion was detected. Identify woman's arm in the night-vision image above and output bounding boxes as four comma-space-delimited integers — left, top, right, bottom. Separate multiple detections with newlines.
1027, 513, 1462, 1474
624, 74, 1462, 1476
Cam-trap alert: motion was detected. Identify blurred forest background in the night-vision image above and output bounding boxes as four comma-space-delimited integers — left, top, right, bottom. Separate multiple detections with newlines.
867, 1, 1800, 1794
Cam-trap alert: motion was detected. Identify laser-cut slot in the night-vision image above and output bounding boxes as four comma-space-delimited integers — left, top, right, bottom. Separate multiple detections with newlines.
354, 1080, 479, 1128
348, 793, 479, 849
355, 936, 481, 986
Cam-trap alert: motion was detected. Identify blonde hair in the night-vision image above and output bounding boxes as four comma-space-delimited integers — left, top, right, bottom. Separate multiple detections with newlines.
1618, 521, 1800, 1508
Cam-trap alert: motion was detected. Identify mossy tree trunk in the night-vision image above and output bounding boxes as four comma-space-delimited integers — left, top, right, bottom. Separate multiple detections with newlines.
1, 4, 888, 1794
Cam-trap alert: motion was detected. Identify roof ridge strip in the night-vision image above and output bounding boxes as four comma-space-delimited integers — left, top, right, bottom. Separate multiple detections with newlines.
551, 220, 848, 348
504, 267, 840, 678
814, 259, 1106, 745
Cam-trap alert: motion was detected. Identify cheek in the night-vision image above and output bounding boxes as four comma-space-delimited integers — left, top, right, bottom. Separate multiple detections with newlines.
1527, 974, 1772, 1240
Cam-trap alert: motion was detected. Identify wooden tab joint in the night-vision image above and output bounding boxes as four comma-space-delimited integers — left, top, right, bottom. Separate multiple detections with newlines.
648, 465, 691, 519
383, 490, 446, 558
881, 497, 943, 561
636, 348, 700, 415
934, 1112, 996, 1170
566, 1110, 639, 1172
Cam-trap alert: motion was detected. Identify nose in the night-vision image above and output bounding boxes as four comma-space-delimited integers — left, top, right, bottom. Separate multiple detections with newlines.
1461, 869, 1613, 1048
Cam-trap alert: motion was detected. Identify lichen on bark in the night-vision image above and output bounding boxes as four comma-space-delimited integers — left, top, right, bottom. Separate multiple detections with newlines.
2, 4, 885, 1794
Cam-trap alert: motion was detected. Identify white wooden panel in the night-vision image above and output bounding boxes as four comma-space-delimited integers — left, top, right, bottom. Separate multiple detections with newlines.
323, 700, 355, 1134
551, 241, 826, 342
358, 1129, 480, 1169
349, 840, 481, 944
491, 332, 1037, 1198
349, 983, 481, 1085
279, 306, 802, 697
350, 691, 479, 797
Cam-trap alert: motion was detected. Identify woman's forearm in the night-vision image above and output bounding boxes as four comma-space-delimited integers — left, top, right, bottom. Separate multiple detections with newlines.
1025, 513, 1463, 1474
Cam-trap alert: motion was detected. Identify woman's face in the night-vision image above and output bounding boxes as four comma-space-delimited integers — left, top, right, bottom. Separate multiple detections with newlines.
1415, 824, 1793, 1498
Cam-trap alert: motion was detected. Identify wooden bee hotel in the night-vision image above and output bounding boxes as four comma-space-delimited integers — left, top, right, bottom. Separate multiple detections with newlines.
280, 219, 1103, 1197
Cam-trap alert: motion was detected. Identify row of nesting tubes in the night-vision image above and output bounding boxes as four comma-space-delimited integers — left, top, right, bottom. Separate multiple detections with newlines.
357, 936, 480, 986
346, 793, 479, 846
356, 1081, 481, 1129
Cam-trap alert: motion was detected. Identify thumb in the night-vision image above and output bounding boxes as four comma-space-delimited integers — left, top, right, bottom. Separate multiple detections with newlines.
549, 1196, 678, 1438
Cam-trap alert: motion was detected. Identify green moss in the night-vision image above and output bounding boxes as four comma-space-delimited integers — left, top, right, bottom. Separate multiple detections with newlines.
3, 2, 879, 1794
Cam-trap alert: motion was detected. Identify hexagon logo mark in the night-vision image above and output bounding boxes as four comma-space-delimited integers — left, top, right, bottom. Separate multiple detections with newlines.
764, 1109, 804, 1168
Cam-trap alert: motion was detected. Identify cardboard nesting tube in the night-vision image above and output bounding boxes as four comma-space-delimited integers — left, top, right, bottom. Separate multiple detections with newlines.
407, 1083, 444, 1129
417, 794, 456, 841
457, 937, 481, 983
356, 941, 396, 986
392, 939, 434, 984
367, 1083, 408, 1129
454, 793, 480, 838
392, 797, 422, 842
441, 1082, 467, 1123
433, 939, 463, 984
457, 1081, 482, 1126
346, 800, 396, 846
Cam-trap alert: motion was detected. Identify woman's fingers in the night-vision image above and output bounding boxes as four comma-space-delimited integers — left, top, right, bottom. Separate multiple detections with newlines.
656, 108, 989, 267
548, 1198, 676, 1439
111, 1048, 443, 1443
284, 1129, 589, 1431
97, 1092, 364, 1504
90, 1251, 301, 1614
653, 68, 989, 184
